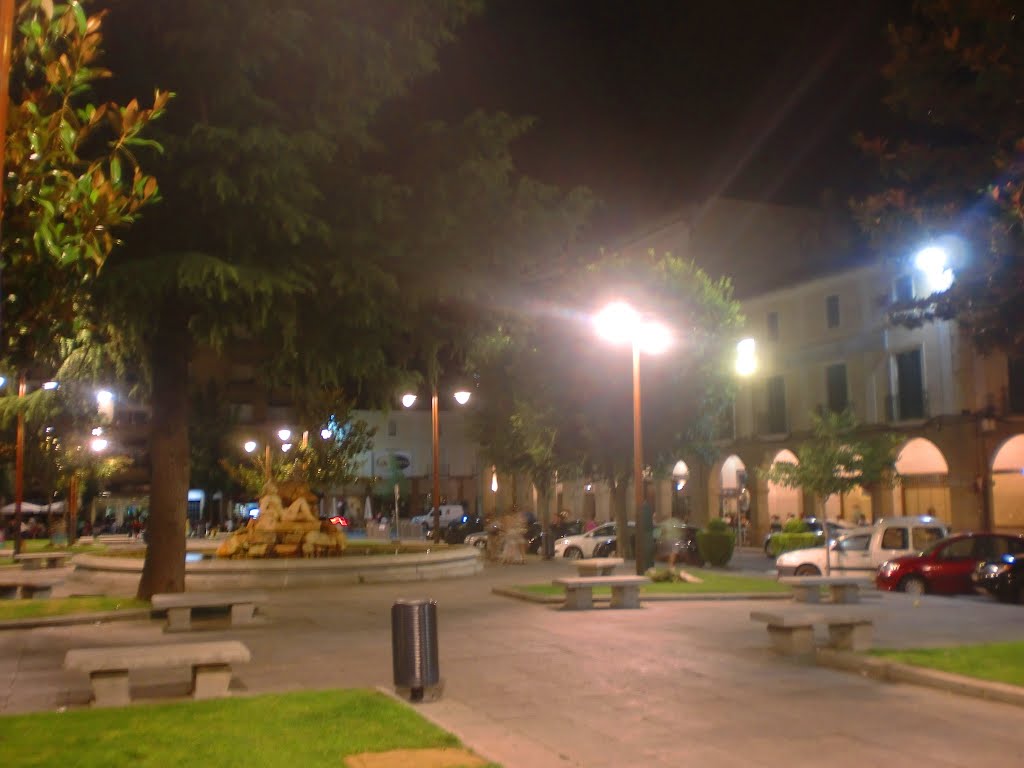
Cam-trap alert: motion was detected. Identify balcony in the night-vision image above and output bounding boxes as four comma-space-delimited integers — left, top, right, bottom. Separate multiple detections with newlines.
885, 390, 929, 422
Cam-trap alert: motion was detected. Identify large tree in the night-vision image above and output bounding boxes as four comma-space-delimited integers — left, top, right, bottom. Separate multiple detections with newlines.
854, 0, 1024, 353
93, 2, 591, 597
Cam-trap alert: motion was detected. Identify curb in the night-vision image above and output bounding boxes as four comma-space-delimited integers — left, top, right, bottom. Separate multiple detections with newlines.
491, 586, 794, 604
817, 648, 1024, 709
0, 608, 152, 631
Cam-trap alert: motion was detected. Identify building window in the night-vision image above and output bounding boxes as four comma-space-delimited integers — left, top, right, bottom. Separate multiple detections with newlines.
893, 274, 914, 303
826, 363, 848, 413
387, 420, 397, 437
765, 375, 787, 433
891, 349, 925, 420
826, 295, 840, 328
766, 311, 779, 341
1008, 357, 1024, 414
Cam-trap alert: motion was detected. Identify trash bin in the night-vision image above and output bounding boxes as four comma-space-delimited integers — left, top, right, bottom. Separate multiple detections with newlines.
391, 598, 439, 702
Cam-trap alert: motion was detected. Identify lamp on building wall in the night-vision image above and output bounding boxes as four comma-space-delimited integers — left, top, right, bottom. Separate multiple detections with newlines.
402, 386, 472, 542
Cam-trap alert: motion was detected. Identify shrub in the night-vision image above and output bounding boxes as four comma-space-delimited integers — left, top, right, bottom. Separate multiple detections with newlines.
697, 520, 735, 566
782, 518, 810, 533
767, 532, 821, 557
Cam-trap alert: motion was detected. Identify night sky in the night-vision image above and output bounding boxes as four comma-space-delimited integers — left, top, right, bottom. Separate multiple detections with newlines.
408, 0, 907, 235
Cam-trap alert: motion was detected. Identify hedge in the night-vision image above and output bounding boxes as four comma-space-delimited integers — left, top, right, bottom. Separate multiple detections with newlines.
767, 531, 823, 557
698, 518, 736, 566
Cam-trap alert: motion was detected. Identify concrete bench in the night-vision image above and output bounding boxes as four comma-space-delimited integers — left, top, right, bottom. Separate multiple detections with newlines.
64, 640, 251, 707
751, 609, 875, 656
0, 574, 62, 599
553, 575, 649, 610
14, 552, 72, 570
574, 557, 625, 577
778, 576, 870, 604
151, 591, 268, 632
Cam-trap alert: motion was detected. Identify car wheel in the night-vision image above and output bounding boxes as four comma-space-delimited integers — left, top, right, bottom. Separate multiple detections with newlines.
900, 575, 927, 596
794, 564, 821, 577
473, 539, 486, 549
564, 547, 583, 560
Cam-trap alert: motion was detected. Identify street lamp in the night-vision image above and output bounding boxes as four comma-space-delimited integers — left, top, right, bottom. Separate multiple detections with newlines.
244, 428, 292, 483
594, 301, 672, 574
402, 386, 472, 542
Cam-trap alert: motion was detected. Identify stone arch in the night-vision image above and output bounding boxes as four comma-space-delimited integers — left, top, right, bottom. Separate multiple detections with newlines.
709, 454, 746, 521
991, 434, 1024, 531
893, 437, 951, 523
670, 460, 691, 520
765, 449, 802, 524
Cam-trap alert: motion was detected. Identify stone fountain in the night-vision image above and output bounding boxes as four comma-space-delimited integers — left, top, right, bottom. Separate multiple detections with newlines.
215, 480, 347, 558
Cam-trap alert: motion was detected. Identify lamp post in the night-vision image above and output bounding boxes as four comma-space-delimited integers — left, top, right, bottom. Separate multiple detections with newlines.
403, 387, 471, 542
244, 428, 292, 483
594, 302, 671, 575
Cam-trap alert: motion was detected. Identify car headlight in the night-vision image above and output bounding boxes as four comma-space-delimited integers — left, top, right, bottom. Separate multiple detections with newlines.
879, 561, 899, 578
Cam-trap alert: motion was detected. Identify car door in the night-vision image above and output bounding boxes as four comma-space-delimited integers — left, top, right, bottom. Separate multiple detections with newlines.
832, 533, 873, 575
926, 537, 978, 595
875, 525, 910, 565
582, 523, 616, 556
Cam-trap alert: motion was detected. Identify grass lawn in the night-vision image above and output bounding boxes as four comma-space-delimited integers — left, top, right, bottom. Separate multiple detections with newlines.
0, 540, 104, 565
0, 689, 491, 768
871, 642, 1024, 688
517, 568, 791, 596
0, 596, 149, 621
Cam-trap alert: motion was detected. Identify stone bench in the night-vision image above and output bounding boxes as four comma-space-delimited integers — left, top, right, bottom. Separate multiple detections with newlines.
64, 640, 251, 707
751, 608, 875, 656
14, 552, 72, 570
778, 576, 870, 604
553, 575, 649, 610
0, 574, 62, 599
151, 591, 269, 632
574, 557, 624, 577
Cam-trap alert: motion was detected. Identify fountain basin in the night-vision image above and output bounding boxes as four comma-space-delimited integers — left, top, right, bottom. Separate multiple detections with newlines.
69, 545, 483, 592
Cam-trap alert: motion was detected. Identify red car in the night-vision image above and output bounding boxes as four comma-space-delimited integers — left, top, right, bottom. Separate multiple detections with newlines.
876, 532, 1024, 595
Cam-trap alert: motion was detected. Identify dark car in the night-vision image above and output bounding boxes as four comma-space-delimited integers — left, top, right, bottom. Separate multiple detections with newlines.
876, 532, 1024, 595
592, 521, 702, 566
443, 514, 484, 545
973, 552, 1024, 604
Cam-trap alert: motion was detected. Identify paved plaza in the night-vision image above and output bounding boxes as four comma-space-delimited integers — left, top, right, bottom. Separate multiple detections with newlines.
2, 557, 1023, 767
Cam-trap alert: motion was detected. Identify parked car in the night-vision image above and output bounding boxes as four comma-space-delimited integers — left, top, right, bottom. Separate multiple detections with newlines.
410, 504, 466, 531
763, 517, 853, 557
876, 532, 1024, 595
775, 515, 948, 577
553, 521, 617, 559
444, 514, 484, 544
973, 552, 1024, 603
526, 520, 584, 554
464, 530, 488, 549
592, 520, 701, 565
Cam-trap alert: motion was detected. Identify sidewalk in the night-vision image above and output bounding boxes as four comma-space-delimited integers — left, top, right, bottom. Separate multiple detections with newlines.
2, 558, 1023, 767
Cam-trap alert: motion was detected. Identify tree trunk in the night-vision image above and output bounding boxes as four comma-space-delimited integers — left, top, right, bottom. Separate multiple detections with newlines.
536, 478, 551, 559
612, 476, 629, 559
137, 306, 191, 599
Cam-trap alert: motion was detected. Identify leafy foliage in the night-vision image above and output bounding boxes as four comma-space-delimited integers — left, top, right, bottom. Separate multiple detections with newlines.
763, 409, 901, 499
1, 0, 168, 372
853, 0, 1024, 352
697, 518, 735, 566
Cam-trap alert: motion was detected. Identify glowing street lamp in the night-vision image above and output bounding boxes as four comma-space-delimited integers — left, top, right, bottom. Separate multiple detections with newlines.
402, 386, 472, 542
594, 301, 672, 574
914, 244, 954, 293
244, 429, 292, 482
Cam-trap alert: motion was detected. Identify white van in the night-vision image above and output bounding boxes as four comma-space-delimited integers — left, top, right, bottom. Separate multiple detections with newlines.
775, 515, 948, 577
410, 504, 466, 530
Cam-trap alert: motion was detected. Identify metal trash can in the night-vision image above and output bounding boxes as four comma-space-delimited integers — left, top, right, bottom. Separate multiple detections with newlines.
391, 599, 439, 701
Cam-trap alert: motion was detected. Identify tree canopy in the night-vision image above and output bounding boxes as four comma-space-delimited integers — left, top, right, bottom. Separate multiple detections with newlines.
854, 0, 1024, 353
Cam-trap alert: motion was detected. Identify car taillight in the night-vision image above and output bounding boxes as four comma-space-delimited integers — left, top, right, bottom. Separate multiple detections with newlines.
329, 516, 349, 527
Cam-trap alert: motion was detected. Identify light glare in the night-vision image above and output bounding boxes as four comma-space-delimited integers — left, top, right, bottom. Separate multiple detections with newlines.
639, 321, 671, 354
96, 389, 114, 406
277, 429, 291, 442
244, 440, 257, 453
42, 381, 58, 390
453, 390, 471, 405
90, 437, 108, 452
320, 428, 332, 439
594, 301, 640, 345
401, 393, 417, 408
735, 338, 758, 377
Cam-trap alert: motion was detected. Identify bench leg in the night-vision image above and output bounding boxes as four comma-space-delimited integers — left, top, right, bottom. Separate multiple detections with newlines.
90, 670, 131, 707
610, 585, 641, 609
230, 602, 257, 625
830, 586, 859, 604
21, 560, 41, 571
23, 586, 51, 599
828, 622, 873, 651
0, 586, 18, 599
563, 586, 593, 610
192, 663, 233, 699
766, 625, 816, 656
792, 587, 820, 604
166, 607, 193, 632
